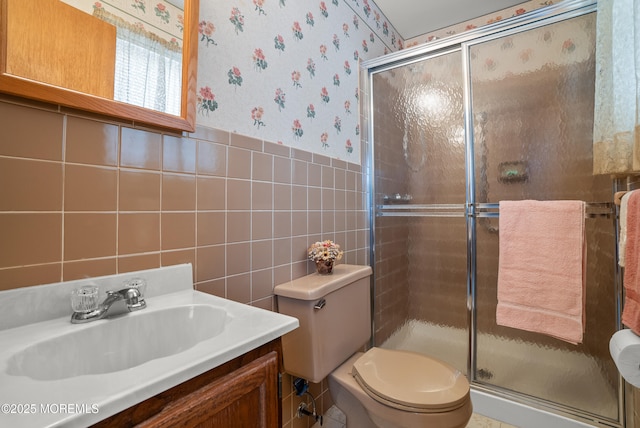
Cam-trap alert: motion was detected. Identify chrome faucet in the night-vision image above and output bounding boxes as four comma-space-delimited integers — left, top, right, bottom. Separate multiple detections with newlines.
71, 282, 146, 324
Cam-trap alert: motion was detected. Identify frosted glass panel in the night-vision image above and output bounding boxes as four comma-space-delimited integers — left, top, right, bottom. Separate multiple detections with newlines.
372, 51, 468, 372
471, 13, 619, 421
373, 51, 465, 206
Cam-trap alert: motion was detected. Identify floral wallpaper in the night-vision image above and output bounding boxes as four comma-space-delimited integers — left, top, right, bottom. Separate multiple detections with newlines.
196, 0, 401, 164
405, 0, 553, 46
469, 16, 593, 82
390, 13, 593, 96
396, 1, 592, 85
62, 0, 184, 46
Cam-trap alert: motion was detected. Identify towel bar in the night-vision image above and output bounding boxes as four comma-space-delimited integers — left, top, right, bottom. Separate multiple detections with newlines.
377, 202, 614, 219
476, 202, 613, 219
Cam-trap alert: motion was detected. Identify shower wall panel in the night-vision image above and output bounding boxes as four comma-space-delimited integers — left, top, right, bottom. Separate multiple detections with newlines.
372, 50, 468, 360
374, 216, 410, 344
408, 217, 467, 329
372, 74, 411, 345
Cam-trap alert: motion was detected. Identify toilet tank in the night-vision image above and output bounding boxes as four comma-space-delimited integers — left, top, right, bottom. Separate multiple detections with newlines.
274, 264, 372, 383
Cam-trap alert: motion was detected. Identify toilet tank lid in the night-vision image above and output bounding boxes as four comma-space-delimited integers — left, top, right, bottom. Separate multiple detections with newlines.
274, 264, 372, 300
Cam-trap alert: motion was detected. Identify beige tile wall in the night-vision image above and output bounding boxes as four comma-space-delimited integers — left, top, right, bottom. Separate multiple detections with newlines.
0, 94, 369, 427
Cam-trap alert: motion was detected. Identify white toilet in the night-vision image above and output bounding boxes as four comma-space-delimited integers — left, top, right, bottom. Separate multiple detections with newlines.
274, 264, 472, 428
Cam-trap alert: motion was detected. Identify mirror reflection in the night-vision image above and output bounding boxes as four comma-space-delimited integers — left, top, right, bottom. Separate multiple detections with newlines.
4, 0, 186, 116
67, 0, 185, 115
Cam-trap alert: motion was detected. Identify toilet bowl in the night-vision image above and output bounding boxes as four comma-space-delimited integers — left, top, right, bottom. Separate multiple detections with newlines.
274, 264, 472, 428
329, 348, 472, 428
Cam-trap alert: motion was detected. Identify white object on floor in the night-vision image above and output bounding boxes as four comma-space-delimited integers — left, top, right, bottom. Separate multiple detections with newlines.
313, 406, 347, 428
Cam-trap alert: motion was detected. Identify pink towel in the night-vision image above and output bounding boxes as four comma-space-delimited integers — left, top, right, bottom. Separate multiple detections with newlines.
622, 190, 640, 334
496, 200, 586, 344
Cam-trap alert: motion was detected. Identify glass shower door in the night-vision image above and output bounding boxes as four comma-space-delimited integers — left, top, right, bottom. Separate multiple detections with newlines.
372, 50, 469, 373
469, 12, 620, 422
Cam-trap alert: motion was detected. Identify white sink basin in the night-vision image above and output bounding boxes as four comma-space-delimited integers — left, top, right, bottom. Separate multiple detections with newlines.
0, 264, 299, 428
6, 304, 227, 381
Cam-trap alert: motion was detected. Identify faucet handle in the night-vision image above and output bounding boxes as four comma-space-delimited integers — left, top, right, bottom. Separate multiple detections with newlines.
123, 277, 147, 311
71, 285, 99, 313
125, 277, 147, 295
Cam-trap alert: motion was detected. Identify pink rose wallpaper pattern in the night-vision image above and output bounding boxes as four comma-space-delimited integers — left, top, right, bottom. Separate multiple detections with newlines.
196, 0, 401, 164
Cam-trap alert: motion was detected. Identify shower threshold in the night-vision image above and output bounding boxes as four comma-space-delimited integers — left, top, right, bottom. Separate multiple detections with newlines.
470, 388, 600, 428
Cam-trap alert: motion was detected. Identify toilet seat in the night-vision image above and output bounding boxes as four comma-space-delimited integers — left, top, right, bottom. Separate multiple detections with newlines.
352, 347, 470, 413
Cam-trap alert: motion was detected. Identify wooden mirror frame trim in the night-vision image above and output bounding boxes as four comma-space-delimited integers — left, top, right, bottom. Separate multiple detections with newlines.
0, 0, 199, 132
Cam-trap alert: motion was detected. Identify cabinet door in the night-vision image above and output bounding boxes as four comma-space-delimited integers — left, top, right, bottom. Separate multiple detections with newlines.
138, 351, 279, 428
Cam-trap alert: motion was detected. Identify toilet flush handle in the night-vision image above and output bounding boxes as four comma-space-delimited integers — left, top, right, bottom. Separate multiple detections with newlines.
314, 298, 326, 310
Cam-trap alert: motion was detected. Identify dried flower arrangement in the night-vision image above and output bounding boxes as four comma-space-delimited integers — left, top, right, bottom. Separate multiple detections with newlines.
308, 240, 344, 262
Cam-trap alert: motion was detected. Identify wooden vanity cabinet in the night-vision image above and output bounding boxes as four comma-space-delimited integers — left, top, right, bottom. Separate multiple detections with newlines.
92, 338, 283, 428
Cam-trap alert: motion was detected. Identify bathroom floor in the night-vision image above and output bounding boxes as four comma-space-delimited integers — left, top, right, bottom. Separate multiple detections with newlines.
313, 406, 518, 428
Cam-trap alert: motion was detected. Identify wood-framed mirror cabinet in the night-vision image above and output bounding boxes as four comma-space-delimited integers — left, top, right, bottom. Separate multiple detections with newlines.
0, 0, 199, 132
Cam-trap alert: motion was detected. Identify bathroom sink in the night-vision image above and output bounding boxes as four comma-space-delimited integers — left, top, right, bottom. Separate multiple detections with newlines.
0, 264, 298, 428
6, 304, 228, 381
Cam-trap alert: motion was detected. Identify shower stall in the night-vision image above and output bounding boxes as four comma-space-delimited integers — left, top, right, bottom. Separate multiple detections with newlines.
363, 1, 625, 427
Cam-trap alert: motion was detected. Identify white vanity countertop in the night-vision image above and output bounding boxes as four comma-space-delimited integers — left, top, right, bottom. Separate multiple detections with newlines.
0, 264, 299, 428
